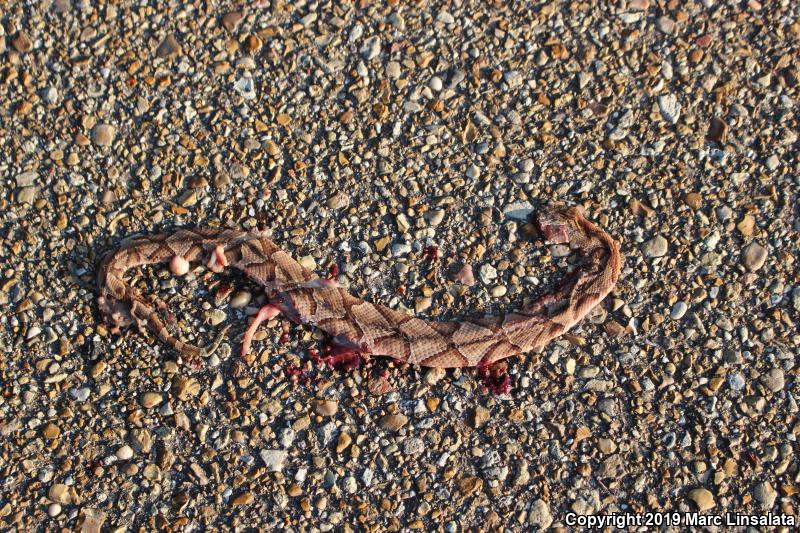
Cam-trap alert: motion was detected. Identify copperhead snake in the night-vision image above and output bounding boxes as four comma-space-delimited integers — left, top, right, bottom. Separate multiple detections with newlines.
97, 207, 621, 380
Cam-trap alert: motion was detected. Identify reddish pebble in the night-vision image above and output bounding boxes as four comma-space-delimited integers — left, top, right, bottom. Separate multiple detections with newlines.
696, 34, 713, 47
453, 264, 476, 286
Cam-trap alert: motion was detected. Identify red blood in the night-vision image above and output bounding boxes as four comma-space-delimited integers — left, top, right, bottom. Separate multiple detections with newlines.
285, 364, 302, 382
477, 362, 511, 395
328, 263, 340, 279
308, 347, 323, 364
424, 245, 440, 261
322, 344, 363, 371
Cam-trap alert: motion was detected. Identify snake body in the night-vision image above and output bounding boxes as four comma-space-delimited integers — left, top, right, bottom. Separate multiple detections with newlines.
97, 207, 621, 369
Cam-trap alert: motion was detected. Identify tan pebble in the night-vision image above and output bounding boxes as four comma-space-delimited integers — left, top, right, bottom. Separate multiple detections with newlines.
206, 309, 226, 326
379, 414, 408, 431
457, 476, 483, 496
92, 124, 116, 147
297, 256, 317, 270
336, 432, 352, 453
116, 445, 134, 460
471, 406, 490, 428
79, 507, 107, 532
415, 297, 432, 313
453, 264, 475, 286
264, 140, 280, 156
741, 242, 767, 271
312, 399, 338, 416
12, 32, 33, 53
426, 397, 440, 412
141, 392, 163, 408
221, 11, 244, 32
242, 34, 262, 52
173, 377, 201, 402
48, 483, 72, 504
157, 34, 182, 58
684, 192, 703, 210
688, 488, 715, 511
229, 291, 252, 309
737, 214, 756, 236
597, 438, 617, 454
374, 236, 390, 252
490, 285, 507, 297
231, 492, 254, 506
142, 463, 161, 481
42, 423, 60, 439
292, 414, 311, 431
708, 376, 724, 393
424, 367, 446, 385
327, 192, 349, 210
396, 213, 411, 233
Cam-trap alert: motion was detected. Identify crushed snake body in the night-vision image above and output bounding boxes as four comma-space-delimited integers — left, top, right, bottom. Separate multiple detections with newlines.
97, 207, 621, 370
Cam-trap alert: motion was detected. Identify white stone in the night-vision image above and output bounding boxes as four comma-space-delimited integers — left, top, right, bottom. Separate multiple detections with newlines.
260, 449, 288, 472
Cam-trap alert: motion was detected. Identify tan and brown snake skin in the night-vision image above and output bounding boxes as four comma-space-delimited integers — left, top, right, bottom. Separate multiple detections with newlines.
97, 207, 621, 373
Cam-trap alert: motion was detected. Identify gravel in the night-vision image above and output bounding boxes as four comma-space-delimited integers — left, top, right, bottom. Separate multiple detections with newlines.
1, 0, 797, 530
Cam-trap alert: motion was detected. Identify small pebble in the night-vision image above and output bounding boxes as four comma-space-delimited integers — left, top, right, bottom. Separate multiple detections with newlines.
727, 373, 745, 391
428, 76, 443, 92
360, 36, 381, 60
157, 34, 182, 58
12, 32, 33, 53
260, 449, 288, 472
479, 264, 498, 284
116, 445, 134, 460
642, 235, 668, 258
141, 392, 163, 408
490, 285, 507, 298
670, 301, 687, 319
761, 369, 784, 392
741, 242, 767, 271
657, 94, 681, 124
92, 124, 116, 147
527, 500, 553, 529
312, 399, 338, 417
454, 264, 476, 286
753, 481, 777, 508
688, 488, 715, 511
655, 16, 676, 35
230, 291, 252, 309
379, 414, 408, 432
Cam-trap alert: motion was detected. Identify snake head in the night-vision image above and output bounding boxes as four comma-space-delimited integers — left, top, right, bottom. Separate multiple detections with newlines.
534, 207, 580, 244
96, 294, 134, 331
